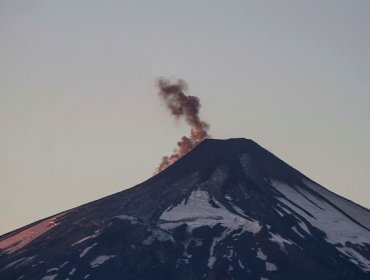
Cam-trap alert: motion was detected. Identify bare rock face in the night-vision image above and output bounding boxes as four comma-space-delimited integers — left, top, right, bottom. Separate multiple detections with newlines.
1, 138, 369, 280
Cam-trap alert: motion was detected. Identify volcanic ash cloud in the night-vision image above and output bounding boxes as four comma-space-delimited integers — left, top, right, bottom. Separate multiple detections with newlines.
156, 78, 210, 173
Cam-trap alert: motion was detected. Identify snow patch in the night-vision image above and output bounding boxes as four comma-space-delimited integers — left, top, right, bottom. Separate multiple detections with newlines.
159, 187, 262, 270
142, 229, 174, 245
292, 226, 305, 238
272, 180, 370, 246
225, 247, 234, 261
114, 215, 139, 224
303, 179, 370, 230
231, 203, 248, 217
69, 268, 76, 275
256, 248, 267, 260
3, 256, 35, 270
337, 247, 370, 272
3, 258, 26, 270
269, 233, 293, 251
41, 275, 57, 280
275, 208, 285, 217
271, 180, 370, 271
80, 242, 98, 258
90, 255, 115, 268
72, 230, 101, 247
297, 221, 311, 235
72, 237, 92, 246
266, 262, 278, 271
238, 260, 245, 269
59, 261, 69, 268
208, 228, 232, 268
159, 189, 261, 234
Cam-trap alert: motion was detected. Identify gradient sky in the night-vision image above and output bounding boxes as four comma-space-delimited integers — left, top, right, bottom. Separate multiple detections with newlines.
1, 0, 369, 235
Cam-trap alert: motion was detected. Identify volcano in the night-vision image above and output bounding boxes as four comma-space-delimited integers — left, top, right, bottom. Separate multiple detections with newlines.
1, 138, 369, 280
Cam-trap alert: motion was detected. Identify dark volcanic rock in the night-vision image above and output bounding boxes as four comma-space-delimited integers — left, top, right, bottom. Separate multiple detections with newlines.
1, 138, 369, 280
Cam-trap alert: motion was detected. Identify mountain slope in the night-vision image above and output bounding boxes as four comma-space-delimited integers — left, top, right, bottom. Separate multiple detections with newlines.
0, 138, 369, 280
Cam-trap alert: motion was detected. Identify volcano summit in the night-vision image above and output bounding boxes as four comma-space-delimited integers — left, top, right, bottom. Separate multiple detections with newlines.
1, 138, 369, 280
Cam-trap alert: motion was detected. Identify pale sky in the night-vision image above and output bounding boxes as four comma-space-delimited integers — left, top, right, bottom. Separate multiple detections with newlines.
1, 0, 369, 235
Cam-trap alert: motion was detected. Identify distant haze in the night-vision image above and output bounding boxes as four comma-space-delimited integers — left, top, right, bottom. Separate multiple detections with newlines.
0, 1, 369, 235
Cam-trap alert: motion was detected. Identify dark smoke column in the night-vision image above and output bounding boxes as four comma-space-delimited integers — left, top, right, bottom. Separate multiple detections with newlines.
156, 78, 210, 173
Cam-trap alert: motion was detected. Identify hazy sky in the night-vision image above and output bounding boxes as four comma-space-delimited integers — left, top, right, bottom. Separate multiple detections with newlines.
1, 1, 369, 235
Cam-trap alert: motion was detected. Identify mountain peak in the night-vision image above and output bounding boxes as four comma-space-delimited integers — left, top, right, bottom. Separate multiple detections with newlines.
155, 138, 303, 187
199, 137, 257, 146
183, 137, 260, 156
1, 138, 370, 280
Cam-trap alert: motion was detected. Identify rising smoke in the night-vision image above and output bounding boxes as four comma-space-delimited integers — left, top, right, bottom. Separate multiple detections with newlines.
156, 78, 210, 173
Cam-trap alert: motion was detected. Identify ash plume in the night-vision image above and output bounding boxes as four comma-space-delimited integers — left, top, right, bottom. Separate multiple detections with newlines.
156, 78, 210, 173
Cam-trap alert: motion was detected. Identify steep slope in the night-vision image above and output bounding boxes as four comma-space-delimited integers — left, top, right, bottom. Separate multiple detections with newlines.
0, 138, 369, 280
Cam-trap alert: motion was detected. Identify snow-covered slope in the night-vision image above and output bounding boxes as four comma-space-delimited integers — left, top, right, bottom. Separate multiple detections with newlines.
271, 180, 370, 271
0, 138, 369, 280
